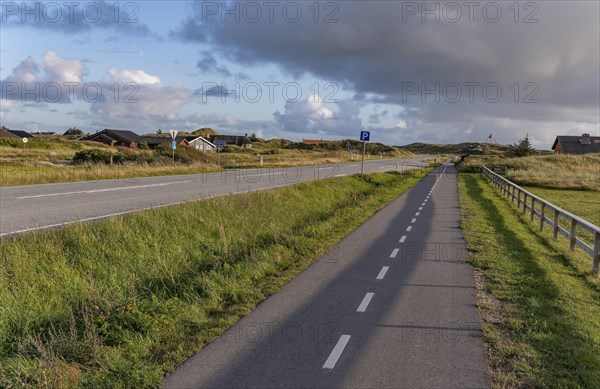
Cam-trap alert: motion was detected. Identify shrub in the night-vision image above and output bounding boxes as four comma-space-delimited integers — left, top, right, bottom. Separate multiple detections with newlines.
155, 143, 213, 164
72, 149, 115, 164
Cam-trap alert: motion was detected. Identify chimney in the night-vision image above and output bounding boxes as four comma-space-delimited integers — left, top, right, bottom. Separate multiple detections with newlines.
580, 133, 591, 145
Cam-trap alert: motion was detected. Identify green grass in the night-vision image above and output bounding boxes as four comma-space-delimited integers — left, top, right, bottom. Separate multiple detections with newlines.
459, 173, 600, 388
0, 169, 429, 388
458, 153, 600, 191
1, 135, 415, 186
522, 186, 600, 227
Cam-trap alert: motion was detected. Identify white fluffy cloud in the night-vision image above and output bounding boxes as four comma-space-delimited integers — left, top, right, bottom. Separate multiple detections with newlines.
0, 51, 194, 132
108, 68, 160, 85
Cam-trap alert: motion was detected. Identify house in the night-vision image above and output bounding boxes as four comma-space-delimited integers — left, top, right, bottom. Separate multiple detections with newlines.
80, 129, 142, 148
141, 136, 190, 150
209, 134, 253, 149
64, 127, 85, 136
186, 136, 216, 153
552, 133, 600, 155
0, 128, 34, 139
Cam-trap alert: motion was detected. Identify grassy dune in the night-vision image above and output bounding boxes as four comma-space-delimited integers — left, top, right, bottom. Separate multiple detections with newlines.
0, 169, 429, 387
459, 173, 600, 388
0, 136, 415, 186
458, 153, 600, 191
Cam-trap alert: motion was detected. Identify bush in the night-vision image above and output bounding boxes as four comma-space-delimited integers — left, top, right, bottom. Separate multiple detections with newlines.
155, 143, 213, 164
0, 138, 21, 147
72, 149, 115, 164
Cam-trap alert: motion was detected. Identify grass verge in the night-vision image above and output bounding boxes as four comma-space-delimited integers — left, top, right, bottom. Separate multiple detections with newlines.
0, 169, 429, 388
458, 153, 600, 191
458, 173, 600, 388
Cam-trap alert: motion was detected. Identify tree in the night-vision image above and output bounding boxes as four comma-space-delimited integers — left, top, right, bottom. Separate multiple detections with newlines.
508, 133, 535, 157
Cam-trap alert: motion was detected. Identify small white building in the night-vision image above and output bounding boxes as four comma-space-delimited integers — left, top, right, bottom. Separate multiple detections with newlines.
188, 136, 216, 153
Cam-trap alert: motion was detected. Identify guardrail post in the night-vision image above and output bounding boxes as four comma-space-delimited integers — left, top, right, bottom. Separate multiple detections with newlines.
511, 186, 515, 203
593, 232, 600, 275
553, 210, 559, 240
540, 203, 546, 231
530, 198, 535, 222
522, 193, 528, 214
569, 219, 577, 253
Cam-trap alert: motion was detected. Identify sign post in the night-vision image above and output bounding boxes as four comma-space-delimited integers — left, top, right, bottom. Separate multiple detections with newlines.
359, 131, 370, 175
169, 130, 179, 163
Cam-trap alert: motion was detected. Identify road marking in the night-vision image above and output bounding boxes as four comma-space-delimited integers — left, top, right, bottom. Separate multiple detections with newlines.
411, 218, 417, 223
357, 292, 374, 312
376, 266, 389, 280
390, 248, 399, 258
406, 226, 413, 231
334, 174, 348, 177
415, 212, 420, 216
418, 207, 423, 210
323, 335, 351, 369
1, 182, 293, 237
421, 203, 425, 206
17, 180, 194, 199
399, 235, 407, 243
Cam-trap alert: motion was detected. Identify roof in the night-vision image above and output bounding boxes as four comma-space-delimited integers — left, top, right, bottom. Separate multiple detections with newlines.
552, 135, 600, 154
5, 130, 34, 139
210, 135, 252, 146
142, 136, 189, 145
81, 129, 142, 144
186, 136, 216, 147
0, 128, 20, 138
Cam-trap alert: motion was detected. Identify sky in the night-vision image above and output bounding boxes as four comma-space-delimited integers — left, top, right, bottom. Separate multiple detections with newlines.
1, 0, 598, 149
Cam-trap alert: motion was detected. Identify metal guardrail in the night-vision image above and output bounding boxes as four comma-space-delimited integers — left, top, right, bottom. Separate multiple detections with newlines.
482, 166, 600, 275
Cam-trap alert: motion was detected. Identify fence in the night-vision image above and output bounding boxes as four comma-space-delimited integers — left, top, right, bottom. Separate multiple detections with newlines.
482, 166, 600, 275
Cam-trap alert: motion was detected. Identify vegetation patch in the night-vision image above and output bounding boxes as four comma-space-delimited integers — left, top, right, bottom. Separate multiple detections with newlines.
459, 173, 600, 388
0, 169, 429, 388
458, 153, 600, 191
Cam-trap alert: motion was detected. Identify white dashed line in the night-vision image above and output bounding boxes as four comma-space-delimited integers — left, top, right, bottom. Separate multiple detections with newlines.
17, 180, 193, 199
376, 266, 389, 280
357, 292, 374, 312
406, 226, 413, 232
418, 207, 423, 210
415, 212, 420, 216
323, 335, 351, 369
390, 248, 399, 258
399, 235, 407, 243
411, 218, 417, 223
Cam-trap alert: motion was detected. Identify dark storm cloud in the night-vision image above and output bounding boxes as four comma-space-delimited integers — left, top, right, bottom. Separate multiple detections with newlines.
197, 52, 232, 77
175, 1, 599, 147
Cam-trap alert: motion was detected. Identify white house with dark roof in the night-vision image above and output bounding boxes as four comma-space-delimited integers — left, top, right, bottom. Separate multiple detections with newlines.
187, 136, 216, 153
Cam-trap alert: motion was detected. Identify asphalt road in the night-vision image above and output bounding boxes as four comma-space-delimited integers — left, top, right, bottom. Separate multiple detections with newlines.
163, 162, 489, 388
0, 157, 429, 236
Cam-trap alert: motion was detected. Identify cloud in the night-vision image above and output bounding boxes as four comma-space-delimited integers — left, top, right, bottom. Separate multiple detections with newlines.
176, 1, 600, 147
0, 52, 194, 132
273, 95, 363, 137
196, 52, 232, 77
89, 68, 192, 129
108, 68, 160, 84
0, 50, 85, 103
1, 0, 153, 36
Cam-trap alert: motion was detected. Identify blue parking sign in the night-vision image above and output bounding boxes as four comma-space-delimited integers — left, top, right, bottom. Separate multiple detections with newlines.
360, 131, 370, 142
